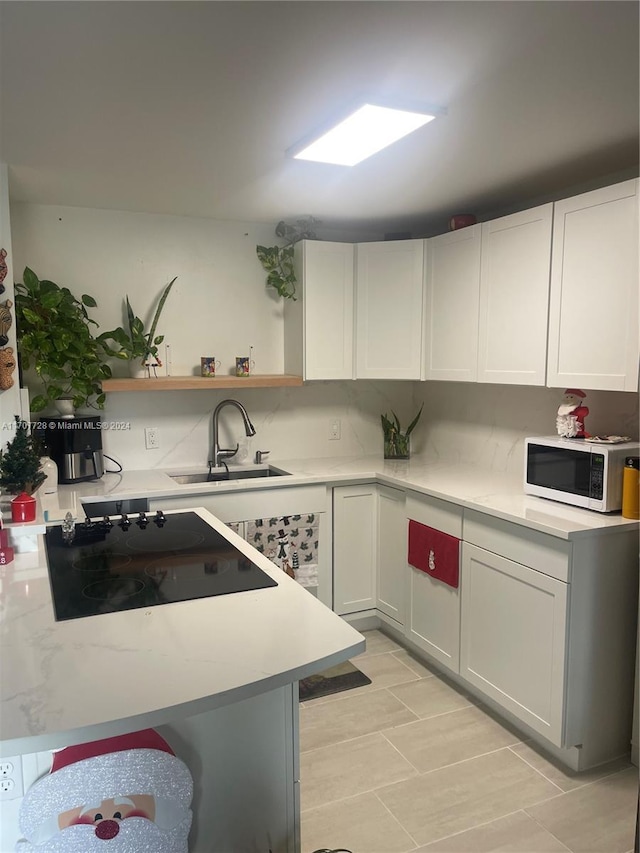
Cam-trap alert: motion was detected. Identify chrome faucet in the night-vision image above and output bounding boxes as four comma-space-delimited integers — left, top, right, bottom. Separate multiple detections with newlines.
210, 399, 256, 469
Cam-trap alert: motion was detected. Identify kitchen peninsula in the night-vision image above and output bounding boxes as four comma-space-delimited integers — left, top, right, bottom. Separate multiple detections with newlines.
0, 504, 365, 853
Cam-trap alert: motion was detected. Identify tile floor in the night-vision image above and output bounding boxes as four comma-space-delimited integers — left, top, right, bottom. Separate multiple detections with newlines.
299, 630, 639, 853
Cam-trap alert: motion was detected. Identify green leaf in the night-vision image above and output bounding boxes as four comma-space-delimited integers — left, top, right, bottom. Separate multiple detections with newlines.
147, 277, 176, 345
21, 307, 41, 324
22, 267, 40, 293
82, 294, 97, 307
405, 403, 424, 436
30, 394, 48, 412
39, 289, 63, 309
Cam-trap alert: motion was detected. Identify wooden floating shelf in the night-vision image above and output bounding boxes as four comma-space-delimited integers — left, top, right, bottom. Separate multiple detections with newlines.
101, 374, 304, 392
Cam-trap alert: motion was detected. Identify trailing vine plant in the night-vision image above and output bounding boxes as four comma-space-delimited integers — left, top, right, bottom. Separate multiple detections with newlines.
255, 245, 297, 299
256, 216, 320, 301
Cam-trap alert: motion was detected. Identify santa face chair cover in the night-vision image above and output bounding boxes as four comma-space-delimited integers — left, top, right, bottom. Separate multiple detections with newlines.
16, 729, 193, 853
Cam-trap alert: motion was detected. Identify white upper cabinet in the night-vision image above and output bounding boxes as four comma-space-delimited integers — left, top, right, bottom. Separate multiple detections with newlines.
285, 240, 355, 380
423, 224, 482, 382
477, 204, 553, 386
355, 240, 424, 379
547, 179, 639, 392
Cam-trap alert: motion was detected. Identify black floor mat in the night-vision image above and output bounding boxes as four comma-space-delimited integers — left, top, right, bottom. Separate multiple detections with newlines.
299, 660, 371, 702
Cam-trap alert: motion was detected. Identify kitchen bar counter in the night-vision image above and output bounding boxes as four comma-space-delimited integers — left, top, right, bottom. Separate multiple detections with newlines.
32, 454, 640, 540
0, 506, 364, 756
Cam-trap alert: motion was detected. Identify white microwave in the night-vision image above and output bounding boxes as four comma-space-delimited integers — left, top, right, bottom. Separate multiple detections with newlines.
524, 436, 640, 513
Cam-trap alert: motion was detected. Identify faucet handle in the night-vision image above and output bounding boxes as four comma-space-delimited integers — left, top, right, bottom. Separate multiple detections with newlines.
255, 449, 270, 464
218, 443, 239, 461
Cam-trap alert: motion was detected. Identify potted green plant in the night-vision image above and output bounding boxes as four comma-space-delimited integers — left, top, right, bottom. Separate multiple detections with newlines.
0, 416, 46, 495
15, 268, 112, 414
381, 404, 424, 460
100, 277, 176, 377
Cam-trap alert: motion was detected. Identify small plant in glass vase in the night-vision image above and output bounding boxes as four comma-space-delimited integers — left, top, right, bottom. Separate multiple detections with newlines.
381, 404, 423, 460
100, 278, 176, 378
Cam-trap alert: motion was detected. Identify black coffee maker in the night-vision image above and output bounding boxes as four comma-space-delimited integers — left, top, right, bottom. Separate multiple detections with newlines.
35, 416, 104, 484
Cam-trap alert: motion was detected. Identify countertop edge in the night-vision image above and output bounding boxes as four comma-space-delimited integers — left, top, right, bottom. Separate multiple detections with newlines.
28, 458, 639, 541
1, 638, 365, 757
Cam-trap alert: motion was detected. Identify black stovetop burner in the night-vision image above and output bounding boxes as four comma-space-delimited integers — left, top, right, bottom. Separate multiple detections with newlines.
45, 510, 277, 621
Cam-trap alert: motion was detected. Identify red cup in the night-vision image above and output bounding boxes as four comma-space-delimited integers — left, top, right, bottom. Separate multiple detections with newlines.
11, 492, 36, 523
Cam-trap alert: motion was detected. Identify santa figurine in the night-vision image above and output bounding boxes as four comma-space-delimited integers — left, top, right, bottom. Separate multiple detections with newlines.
556, 388, 589, 438
16, 729, 193, 853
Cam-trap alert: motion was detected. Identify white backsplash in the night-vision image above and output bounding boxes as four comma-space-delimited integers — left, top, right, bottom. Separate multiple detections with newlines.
99, 380, 415, 470
99, 380, 639, 476
412, 382, 640, 482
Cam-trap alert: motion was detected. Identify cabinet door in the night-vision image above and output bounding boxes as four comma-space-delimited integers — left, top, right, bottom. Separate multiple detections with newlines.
460, 543, 568, 746
355, 240, 424, 379
477, 203, 553, 386
287, 240, 354, 380
407, 528, 461, 673
376, 484, 406, 626
423, 225, 481, 381
547, 179, 639, 392
333, 484, 376, 615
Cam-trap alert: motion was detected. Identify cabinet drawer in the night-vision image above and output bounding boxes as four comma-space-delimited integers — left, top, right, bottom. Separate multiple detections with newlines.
408, 520, 460, 588
463, 509, 571, 582
149, 485, 327, 524
406, 492, 463, 538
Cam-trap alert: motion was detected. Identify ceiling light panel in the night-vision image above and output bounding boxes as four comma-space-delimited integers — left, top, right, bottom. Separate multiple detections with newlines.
290, 104, 438, 166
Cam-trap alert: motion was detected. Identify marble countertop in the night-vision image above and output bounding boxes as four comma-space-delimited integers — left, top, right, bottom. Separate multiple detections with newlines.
26, 454, 640, 541
0, 506, 364, 756
2, 454, 636, 754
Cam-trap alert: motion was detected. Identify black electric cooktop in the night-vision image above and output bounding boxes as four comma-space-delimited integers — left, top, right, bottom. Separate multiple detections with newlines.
45, 510, 277, 621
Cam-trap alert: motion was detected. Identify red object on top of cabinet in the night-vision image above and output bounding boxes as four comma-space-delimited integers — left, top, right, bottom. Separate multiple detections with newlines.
408, 519, 460, 588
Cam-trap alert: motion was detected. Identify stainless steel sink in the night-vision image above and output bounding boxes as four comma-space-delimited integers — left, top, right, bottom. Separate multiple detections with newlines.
169, 467, 289, 485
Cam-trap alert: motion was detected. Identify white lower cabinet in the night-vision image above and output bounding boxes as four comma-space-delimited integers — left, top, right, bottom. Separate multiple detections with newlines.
333, 484, 377, 615
460, 542, 568, 745
407, 562, 460, 673
460, 510, 638, 766
405, 494, 463, 673
376, 485, 406, 627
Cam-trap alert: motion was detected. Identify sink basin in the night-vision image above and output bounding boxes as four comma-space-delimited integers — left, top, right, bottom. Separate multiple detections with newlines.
169, 467, 289, 485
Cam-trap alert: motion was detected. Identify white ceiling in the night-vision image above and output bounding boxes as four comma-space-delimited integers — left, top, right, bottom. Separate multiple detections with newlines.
1, 1, 638, 236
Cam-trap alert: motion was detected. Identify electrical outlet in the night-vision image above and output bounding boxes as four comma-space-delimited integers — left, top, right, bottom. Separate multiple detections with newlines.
144, 427, 160, 450
329, 419, 341, 441
0, 755, 23, 800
